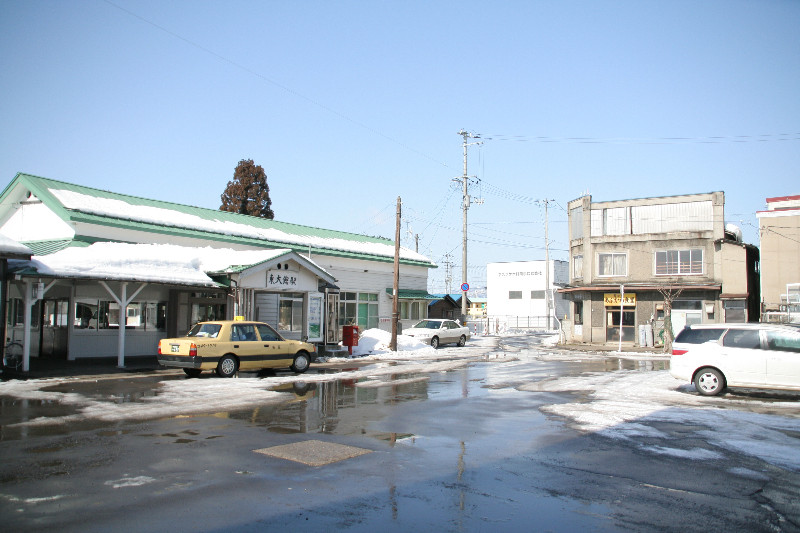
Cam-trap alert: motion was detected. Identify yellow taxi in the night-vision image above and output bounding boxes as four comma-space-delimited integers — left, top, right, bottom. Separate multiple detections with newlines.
157, 320, 316, 378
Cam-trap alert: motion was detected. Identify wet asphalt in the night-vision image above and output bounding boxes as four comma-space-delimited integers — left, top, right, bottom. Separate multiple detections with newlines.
0, 337, 798, 532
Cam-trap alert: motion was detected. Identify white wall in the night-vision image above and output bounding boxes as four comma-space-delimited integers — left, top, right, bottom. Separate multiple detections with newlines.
487, 260, 568, 318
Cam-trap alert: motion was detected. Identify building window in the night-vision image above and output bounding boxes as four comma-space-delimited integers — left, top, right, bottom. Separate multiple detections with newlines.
574, 301, 583, 325
598, 253, 627, 277
278, 293, 304, 333
655, 249, 703, 275
74, 299, 167, 331
399, 300, 425, 320
531, 290, 545, 299
509, 291, 523, 300
339, 292, 379, 329
572, 255, 583, 279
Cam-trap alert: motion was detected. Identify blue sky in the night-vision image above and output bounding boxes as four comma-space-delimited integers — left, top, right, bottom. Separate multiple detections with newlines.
1, 0, 798, 293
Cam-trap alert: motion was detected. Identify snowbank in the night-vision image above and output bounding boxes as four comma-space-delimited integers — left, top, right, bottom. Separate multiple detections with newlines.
348, 328, 433, 358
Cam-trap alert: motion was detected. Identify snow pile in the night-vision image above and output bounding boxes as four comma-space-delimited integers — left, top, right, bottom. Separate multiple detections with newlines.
349, 328, 433, 358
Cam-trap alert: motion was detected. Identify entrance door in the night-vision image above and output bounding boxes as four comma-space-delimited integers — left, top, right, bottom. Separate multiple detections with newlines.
325, 291, 340, 344
41, 299, 69, 359
607, 309, 636, 343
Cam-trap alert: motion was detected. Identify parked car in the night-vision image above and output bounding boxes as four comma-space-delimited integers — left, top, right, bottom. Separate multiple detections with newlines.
157, 320, 315, 377
670, 323, 800, 396
404, 319, 470, 349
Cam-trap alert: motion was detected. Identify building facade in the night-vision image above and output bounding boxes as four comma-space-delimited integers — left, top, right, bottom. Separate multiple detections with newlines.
486, 260, 569, 330
0, 173, 436, 369
560, 192, 759, 346
756, 195, 800, 320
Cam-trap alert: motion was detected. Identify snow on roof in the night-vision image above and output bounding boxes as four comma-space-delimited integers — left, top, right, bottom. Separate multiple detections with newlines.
49, 188, 431, 264
23, 242, 303, 286
0, 233, 33, 257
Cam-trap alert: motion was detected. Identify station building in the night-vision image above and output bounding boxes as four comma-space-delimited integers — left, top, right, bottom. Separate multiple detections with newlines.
0, 173, 436, 371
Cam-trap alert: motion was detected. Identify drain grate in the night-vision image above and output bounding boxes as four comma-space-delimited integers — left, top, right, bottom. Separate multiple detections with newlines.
254, 439, 372, 466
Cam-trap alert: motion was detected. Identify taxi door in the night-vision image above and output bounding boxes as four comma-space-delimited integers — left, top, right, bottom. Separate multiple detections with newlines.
229, 323, 263, 370
256, 323, 294, 367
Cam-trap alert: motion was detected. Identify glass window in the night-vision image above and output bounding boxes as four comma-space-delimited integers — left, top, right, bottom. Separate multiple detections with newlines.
722, 329, 761, 349
531, 291, 546, 300
574, 301, 583, 325
231, 324, 257, 341
598, 253, 627, 276
74, 299, 98, 329
674, 328, 724, 344
339, 292, 378, 329
765, 330, 800, 353
279, 294, 303, 332
256, 323, 281, 342
655, 249, 703, 275
188, 323, 221, 338
509, 291, 522, 300
572, 255, 583, 279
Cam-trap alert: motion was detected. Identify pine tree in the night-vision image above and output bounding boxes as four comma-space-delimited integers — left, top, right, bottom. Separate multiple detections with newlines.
220, 159, 274, 219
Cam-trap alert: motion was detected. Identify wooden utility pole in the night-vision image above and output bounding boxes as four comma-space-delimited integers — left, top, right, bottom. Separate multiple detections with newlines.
390, 196, 401, 351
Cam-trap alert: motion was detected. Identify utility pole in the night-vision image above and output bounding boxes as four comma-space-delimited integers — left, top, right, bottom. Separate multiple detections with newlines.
390, 196, 401, 351
540, 199, 554, 330
444, 253, 453, 294
455, 129, 482, 323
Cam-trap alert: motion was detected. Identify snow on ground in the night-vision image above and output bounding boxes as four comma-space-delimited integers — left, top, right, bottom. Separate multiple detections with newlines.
0, 358, 470, 428
529, 368, 800, 471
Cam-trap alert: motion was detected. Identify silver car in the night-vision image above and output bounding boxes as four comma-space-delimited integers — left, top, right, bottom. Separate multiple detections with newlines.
403, 319, 471, 349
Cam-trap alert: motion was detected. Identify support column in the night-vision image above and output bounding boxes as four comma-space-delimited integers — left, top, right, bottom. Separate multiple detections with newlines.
100, 281, 147, 368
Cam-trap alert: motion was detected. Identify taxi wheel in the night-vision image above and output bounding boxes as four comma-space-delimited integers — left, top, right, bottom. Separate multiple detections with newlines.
457, 335, 466, 347
430, 336, 440, 349
216, 355, 238, 378
290, 352, 310, 374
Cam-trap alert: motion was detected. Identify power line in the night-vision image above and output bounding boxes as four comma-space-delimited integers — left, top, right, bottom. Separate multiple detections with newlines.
481, 133, 800, 145
103, 0, 452, 169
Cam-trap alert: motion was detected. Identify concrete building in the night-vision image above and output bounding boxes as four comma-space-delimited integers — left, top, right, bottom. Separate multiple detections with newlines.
486, 260, 569, 330
756, 195, 800, 320
560, 192, 759, 346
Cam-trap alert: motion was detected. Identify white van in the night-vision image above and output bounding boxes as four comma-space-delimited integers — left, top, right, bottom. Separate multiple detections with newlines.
670, 323, 800, 396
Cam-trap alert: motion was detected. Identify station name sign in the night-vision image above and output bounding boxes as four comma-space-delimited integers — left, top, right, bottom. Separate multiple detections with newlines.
603, 293, 637, 307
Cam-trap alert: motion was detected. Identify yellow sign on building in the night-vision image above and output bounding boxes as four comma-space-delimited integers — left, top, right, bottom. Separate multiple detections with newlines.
603, 293, 637, 307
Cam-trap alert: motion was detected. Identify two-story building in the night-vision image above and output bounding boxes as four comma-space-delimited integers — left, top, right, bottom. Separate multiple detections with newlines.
560, 192, 759, 346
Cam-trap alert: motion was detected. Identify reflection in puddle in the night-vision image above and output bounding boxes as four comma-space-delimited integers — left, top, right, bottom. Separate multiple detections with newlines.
240, 375, 431, 437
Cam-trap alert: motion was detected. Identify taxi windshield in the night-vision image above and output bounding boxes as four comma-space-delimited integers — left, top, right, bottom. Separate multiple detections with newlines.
187, 323, 222, 338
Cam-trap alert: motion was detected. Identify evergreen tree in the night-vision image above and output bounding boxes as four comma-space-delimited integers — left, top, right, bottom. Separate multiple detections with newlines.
220, 159, 274, 219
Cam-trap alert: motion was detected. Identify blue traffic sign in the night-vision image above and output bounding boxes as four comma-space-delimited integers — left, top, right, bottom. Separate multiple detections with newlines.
461, 283, 470, 292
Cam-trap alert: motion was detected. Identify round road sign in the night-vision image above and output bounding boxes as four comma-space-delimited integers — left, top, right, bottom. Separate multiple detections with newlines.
461, 283, 470, 292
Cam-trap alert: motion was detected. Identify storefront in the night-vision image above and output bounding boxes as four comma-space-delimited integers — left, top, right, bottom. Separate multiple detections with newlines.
560, 284, 722, 346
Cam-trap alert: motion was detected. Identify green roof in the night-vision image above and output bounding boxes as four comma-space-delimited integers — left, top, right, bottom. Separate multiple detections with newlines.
385, 288, 440, 300
23, 238, 93, 255
1, 173, 436, 268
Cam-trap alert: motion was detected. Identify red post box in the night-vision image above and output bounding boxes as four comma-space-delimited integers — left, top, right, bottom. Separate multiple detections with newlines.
342, 325, 359, 355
